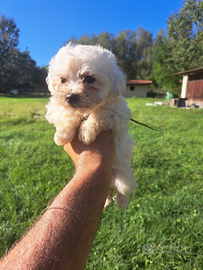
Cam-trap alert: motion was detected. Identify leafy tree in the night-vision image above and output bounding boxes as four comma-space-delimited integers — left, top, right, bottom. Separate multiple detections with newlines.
97, 32, 115, 51
113, 29, 138, 79
5, 49, 36, 85
151, 0, 203, 88
113, 28, 153, 80
0, 16, 38, 88
33, 66, 48, 94
152, 37, 180, 88
135, 27, 154, 80
0, 15, 19, 55
0, 16, 19, 84
69, 33, 98, 46
167, 0, 203, 71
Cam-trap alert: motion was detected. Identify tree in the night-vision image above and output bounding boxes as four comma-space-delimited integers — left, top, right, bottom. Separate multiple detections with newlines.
97, 32, 115, 51
0, 15, 19, 55
0, 16, 37, 88
33, 66, 48, 94
113, 29, 138, 79
4, 49, 36, 86
68, 33, 98, 46
135, 27, 154, 80
167, 0, 203, 71
152, 36, 180, 88
168, 0, 203, 70
151, 0, 203, 88
0, 16, 20, 84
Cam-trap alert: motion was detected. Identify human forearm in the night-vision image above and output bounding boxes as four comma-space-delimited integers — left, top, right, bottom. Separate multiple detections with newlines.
0, 167, 110, 270
0, 133, 114, 270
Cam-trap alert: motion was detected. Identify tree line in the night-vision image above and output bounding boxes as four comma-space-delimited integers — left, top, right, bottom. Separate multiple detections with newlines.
0, 0, 202, 93
0, 16, 47, 93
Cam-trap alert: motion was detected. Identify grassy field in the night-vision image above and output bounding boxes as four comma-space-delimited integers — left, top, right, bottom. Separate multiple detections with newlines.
0, 96, 203, 269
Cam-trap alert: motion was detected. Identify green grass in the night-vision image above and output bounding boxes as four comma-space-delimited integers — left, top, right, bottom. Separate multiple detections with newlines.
0, 96, 203, 269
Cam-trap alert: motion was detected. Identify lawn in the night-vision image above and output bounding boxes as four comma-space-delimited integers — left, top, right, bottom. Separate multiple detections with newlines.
0, 96, 203, 269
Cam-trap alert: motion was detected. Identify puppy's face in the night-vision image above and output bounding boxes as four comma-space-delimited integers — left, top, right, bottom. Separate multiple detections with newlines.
47, 44, 126, 112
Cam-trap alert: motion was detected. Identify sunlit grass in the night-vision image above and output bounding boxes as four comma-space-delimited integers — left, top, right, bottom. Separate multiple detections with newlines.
0, 96, 203, 269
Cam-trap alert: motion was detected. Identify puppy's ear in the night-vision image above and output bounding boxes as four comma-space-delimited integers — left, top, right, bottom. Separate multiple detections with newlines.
46, 71, 55, 95
46, 58, 58, 95
110, 68, 126, 96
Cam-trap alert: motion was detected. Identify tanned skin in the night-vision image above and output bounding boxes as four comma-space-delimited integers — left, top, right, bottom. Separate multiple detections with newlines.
0, 131, 115, 270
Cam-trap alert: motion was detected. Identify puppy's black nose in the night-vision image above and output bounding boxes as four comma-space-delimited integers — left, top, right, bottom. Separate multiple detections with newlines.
65, 94, 79, 104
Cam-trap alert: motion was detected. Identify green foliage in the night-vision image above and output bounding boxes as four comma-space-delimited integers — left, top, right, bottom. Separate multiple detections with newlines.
152, 0, 203, 88
152, 40, 181, 89
0, 16, 47, 91
0, 16, 36, 86
0, 15, 19, 52
33, 66, 48, 92
167, 0, 203, 70
0, 97, 203, 269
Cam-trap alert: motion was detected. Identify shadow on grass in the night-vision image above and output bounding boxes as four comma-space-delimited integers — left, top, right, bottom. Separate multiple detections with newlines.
0, 93, 50, 99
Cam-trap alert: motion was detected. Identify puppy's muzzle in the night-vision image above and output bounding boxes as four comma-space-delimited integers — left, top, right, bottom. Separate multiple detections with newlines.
65, 94, 79, 105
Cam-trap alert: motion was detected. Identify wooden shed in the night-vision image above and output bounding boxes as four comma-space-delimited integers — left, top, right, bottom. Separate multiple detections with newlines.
175, 67, 203, 107
123, 80, 152, 98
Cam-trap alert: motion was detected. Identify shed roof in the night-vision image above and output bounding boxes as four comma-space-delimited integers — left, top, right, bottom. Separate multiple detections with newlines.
174, 67, 203, 76
126, 80, 153, 85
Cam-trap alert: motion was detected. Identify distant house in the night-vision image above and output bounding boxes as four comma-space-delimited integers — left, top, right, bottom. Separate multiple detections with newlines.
174, 67, 203, 107
124, 80, 153, 98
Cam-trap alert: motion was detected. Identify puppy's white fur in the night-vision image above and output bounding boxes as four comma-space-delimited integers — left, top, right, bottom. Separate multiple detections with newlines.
45, 43, 136, 210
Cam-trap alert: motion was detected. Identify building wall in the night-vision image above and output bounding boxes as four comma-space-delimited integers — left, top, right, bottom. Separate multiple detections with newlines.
123, 85, 148, 98
186, 79, 203, 107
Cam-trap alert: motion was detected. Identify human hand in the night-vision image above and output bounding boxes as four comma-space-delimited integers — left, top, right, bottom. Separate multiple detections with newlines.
64, 131, 116, 172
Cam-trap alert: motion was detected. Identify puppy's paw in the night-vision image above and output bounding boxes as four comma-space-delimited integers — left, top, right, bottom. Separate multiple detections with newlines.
54, 136, 67, 146
78, 124, 98, 145
113, 193, 129, 210
54, 133, 71, 146
104, 196, 112, 209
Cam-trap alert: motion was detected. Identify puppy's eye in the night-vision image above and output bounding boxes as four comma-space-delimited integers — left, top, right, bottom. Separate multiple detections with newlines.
61, 78, 67, 84
83, 76, 95, 83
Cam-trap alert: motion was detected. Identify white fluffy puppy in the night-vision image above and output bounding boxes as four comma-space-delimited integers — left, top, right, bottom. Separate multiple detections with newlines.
45, 43, 136, 210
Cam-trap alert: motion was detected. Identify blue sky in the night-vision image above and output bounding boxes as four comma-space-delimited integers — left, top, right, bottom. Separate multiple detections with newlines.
1, 0, 183, 67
